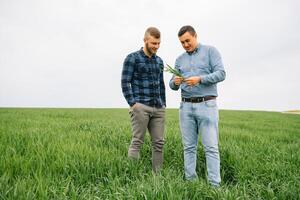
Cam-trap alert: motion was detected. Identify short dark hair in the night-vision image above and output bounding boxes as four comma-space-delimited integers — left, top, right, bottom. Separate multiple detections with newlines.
178, 25, 196, 37
144, 27, 161, 39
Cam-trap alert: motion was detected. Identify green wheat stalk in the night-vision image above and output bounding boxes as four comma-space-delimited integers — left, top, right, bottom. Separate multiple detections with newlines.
164, 64, 183, 78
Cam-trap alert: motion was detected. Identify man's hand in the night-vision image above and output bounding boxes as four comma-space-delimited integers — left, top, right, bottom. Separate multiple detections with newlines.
174, 76, 184, 86
131, 103, 139, 109
185, 76, 201, 86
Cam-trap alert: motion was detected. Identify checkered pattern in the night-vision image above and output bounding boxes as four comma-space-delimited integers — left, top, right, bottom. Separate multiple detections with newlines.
121, 48, 166, 107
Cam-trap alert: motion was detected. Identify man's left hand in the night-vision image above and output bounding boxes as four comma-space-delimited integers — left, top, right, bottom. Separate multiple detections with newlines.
184, 76, 201, 86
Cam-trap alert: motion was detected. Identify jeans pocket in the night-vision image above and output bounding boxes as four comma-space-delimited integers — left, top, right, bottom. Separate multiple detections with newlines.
205, 100, 217, 107
128, 108, 134, 118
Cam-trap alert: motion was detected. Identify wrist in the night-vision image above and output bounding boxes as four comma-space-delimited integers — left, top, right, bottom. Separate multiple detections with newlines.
198, 76, 202, 84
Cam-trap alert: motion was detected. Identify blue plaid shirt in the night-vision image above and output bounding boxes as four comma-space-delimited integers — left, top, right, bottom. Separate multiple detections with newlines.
121, 48, 166, 107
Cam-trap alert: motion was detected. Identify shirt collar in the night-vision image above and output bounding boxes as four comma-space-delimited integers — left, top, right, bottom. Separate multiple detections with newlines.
140, 47, 157, 59
187, 43, 201, 55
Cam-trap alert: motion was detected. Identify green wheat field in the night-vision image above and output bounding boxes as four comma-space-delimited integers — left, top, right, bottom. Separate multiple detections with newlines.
0, 108, 299, 199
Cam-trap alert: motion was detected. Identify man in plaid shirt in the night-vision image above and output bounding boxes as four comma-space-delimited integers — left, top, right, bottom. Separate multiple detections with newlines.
121, 27, 166, 172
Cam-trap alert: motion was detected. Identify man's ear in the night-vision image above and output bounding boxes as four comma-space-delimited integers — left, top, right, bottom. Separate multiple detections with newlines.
194, 33, 197, 38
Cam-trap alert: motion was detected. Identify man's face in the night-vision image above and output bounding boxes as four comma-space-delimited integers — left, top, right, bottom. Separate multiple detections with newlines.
179, 31, 198, 52
144, 35, 160, 55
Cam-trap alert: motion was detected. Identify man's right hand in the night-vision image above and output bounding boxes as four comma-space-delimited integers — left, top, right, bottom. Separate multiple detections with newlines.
174, 76, 184, 86
131, 103, 138, 109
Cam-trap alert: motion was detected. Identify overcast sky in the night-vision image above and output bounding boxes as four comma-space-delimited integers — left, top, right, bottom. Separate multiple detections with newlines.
1, 0, 299, 111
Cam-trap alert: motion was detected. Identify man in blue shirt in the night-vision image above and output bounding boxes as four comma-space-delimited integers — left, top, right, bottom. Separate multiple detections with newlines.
169, 25, 226, 186
121, 27, 166, 173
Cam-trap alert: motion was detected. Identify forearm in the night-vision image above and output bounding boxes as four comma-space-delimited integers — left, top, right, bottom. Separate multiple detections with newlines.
161, 85, 166, 106
200, 70, 226, 85
121, 81, 135, 106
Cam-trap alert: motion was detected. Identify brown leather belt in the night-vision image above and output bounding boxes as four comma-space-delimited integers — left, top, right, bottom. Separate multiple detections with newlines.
181, 96, 216, 103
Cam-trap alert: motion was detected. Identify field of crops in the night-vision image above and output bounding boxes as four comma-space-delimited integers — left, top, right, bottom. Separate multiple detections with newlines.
0, 108, 299, 199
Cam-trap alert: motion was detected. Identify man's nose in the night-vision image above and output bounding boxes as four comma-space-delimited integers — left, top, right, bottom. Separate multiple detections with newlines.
183, 42, 189, 48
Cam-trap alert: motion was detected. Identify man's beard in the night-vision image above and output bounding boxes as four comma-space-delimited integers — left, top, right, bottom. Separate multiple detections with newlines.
145, 44, 156, 56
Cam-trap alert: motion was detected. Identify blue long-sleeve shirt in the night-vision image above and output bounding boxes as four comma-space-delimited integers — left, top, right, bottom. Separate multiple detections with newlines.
121, 48, 166, 107
169, 43, 226, 98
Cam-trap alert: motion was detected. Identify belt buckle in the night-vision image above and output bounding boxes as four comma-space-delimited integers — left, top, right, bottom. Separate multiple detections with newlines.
191, 97, 201, 103
190, 97, 196, 103
197, 97, 205, 103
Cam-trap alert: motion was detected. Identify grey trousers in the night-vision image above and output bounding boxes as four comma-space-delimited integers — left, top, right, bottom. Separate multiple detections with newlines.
128, 103, 165, 172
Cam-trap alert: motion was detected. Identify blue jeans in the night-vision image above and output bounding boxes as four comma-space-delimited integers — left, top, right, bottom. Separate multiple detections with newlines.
179, 99, 221, 186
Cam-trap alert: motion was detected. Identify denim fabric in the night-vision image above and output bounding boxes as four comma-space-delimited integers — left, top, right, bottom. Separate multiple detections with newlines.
179, 100, 221, 186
